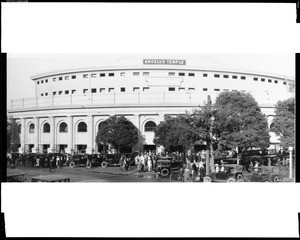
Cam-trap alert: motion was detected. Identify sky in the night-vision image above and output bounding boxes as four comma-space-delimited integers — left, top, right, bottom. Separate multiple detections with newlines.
6, 53, 295, 108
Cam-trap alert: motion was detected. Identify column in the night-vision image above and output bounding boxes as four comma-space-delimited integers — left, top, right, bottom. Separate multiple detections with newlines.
32, 117, 39, 153
49, 117, 55, 153
19, 118, 26, 153
86, 115, 94, 154
66, 116, 73, 154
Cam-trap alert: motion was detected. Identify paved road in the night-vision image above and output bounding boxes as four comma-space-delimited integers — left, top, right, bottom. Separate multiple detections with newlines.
11, 165, 177, 182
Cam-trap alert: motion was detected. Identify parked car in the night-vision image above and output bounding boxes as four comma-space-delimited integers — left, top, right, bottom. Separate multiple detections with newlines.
242, 166, 281, 182
203, 164, 244, 182
100, 154, 122, 168
69, 153, 92, 168
155, 156, 184, 177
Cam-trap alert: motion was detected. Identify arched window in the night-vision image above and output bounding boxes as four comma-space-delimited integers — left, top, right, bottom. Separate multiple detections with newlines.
78, 122, 87, 132
43, 123, 51, 133
59, 122, 68, 133
18, 124, 21, 134
29, 123, 35, 133
144, 121, 157, 132
270, 122, 275, 132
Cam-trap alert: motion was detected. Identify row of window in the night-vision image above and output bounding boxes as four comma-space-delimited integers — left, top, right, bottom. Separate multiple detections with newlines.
36, 71, 287, 85
27, 121, 157, 134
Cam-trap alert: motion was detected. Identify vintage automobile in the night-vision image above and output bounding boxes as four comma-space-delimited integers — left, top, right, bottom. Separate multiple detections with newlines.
203, 164, 244, 183
155, 156, 184, 177
100, 154, 122, 168
69, 153, 92, 168
242, 166, 281, 182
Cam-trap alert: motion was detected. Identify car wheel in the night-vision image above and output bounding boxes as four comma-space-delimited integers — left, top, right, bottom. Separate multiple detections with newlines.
86, 162, 92, 168
101, 161, 108, 168
203, 176, 212, 182
227, 177, 236, 183
69, 162, 75, 168
237, 178, 245, 182
236, 174, 243, 180
264, 180, 271, 183
273, 176, 279, 182
161, 168, 170, 177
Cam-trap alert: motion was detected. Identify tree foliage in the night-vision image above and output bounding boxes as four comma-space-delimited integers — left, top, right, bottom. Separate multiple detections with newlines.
271, 97, 295, 149
96, 115, 139, 153
7, 116, 20, 152
212, 91, 270, 153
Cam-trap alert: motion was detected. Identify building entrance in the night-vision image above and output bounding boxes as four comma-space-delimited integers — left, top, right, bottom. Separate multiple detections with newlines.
42, 144, 50, 153
75, 144, 87, 153
143, 144, 156, 152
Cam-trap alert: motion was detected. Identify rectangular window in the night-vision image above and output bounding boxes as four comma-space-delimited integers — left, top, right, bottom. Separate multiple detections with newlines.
59, 77, 63, 81
169, 72, 175, 76
261, 78, 265, 82
188, 88, 195, 91
65, 76, 69, 80
143, 87, 150, 91
223, 89, 229, 92
254, 77, 258, 81
203, 88, 208, 91
53, 92, 56, 95
203, 73, 208, 77
283, 82, 287, 85
241, 76, 246, 80
91, 88, 96, 93
83, 89, 88, 93
133, 87, 140, 92
45, 93, 48, 96
214, 74, 220, 78
223, 75, 229, 78
99, 88, 105, 92
41, 80, 44, 84
37, 81, 39, 85
232, 75, 237, 79
214, 89, 220, 91
188, 73, 195, 77
91, 74, 97, 78
59, 91, 63, 95
109, 88, 114, 92
178, 87, 185, 91
100, 73, 105, 77
83, 74, 88, 78
169, 87, 175, 91
45, 79, 48, 83
53, 78, 57, 81
108, 73, 114, 77
41, 93, 43, 96
133, 72, 139, 76
274, 80, 278, 84
179, 72, 185, 76
120, 87, 125, 92
72, 75, 76, 79
72, 90, 76, 94
120, 72, 125, 76
268, 79, 272, 83
65, 90, 69, 95
143, 72, 150, 76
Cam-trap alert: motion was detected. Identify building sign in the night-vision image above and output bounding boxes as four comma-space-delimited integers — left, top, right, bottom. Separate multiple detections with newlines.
143, 59, 186, 65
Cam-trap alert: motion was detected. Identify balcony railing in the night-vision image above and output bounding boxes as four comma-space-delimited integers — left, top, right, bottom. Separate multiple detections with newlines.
9, 91, 293, 111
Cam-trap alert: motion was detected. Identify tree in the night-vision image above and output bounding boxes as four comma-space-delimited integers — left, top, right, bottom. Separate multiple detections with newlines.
271, 97, 295, 149
7, 116, 20, 152
153, 114, 198, 152
212, 91, 270, 154
96, 115, 139, 153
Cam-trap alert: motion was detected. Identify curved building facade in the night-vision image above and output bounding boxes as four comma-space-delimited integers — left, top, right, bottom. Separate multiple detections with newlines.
8, 59, 295, 154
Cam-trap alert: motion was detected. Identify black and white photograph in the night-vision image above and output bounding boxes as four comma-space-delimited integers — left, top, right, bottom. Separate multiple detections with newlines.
1, 2, 299, 238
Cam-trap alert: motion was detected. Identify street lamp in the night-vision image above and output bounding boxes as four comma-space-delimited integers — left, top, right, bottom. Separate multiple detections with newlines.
288, 146, 293, 179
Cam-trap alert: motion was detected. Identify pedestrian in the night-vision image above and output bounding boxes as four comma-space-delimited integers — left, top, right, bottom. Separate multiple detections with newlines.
183, 158, 192, 182
140, 154, 145, 172
254, 161, 259, 172
56, 154, 60, 168
147, 155, 152, 172
136, 153, 142, 172
215, 163, 219, 173
191, 159, 197, 182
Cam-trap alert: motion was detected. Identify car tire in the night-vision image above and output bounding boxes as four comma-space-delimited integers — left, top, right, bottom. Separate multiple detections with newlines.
236, 174, 243, 180
161, 168, 170, 177
264, 180, 271, 183
237, 178, 245, 182
203, 176, 212, 182
86, 162, 92, 168
273, 176, 279, 182
101, 161, 108, 168
227, 177, 236, 183
69, 162, 75, 168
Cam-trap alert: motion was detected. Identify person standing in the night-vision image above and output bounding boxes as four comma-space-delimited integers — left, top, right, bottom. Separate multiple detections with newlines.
147, 154, 152, 172
136, 153, 142, 172
140, 154, 145, 172
183, 159, 192, 182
